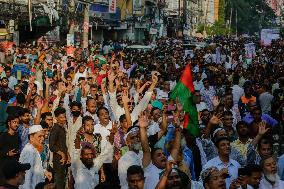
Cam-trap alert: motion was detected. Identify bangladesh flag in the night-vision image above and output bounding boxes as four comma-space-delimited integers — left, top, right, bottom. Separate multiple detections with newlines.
170, 64, 199, 137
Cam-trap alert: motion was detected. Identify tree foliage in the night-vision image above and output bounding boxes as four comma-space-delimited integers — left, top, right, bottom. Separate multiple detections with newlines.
225, 0, 276, 34
197, 21, 232, 36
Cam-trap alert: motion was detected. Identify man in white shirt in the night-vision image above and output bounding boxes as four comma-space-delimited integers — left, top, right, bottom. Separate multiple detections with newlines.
193, 73, 204, 91
259, 156, 284, 189
127, 165, 145, 189
71, 139, 114, 189
73, 64, 88, 85
203, 137, 240, 189
118, 114, 150, 189
108, 72, 158, 123
231, 75, 244, 105
19, 125, 52, 189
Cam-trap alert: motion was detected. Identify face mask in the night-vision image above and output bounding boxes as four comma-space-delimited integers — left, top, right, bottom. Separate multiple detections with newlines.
71, 111, 81, 117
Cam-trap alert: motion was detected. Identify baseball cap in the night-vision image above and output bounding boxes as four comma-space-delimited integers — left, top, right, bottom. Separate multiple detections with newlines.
2, 159, 30, 179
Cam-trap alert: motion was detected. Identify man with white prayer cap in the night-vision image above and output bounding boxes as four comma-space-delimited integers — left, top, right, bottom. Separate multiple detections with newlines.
19, 125, 52, 189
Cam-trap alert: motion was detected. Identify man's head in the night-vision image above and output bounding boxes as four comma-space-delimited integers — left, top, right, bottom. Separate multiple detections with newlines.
246, 164, 262, 189
54, 107, 67, 126
224, 93, 233, 109
203, 78, 209, 88
202, 167, 226, 189
151, 148, 167, 169
2, 159, 30, 186
29, 125, 45, 150
78, 64, 86, 73
97, 106, 110, 126
19, 108, 31, 125
41, 112, 53, 129
82, 116, 94, 134
124, 126, 141, 152
165, 169, 189, 189
193, 90, 201, 104
244, 85, 253, 97
200, 109, 211, 125
236, 121, 249, 138
222, 111, 233, 128
80, 144, 95, 169
214, 137, 231, 157
70, 101, 82, 118
1, 77, 9, 88
119, 114, 128, 130
196, 72, 202, 81
257, 138, 273, 158
260, 156, 279, 183
4, 66, 12, 78
151, 108, 162, 122
127, 165, 145, 189
89, 85, 98, 97
86, 98, 97, 114
6, 114, 20, 132
251, 107, 262, 122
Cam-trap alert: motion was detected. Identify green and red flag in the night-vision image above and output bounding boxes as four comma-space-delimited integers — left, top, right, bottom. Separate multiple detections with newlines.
170, 64, 199, 137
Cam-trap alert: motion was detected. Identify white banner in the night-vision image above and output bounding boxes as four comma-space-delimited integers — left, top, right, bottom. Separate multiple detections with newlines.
109, 0, 116, 13
244, 43, 256, 59
261, 29, 280, 46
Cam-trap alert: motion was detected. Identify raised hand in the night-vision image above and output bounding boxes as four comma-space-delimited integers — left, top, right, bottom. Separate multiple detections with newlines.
45, 77, 53, 86
7, 149, 18, 157
101, 82, 106, 95
44, 171, 53, 181
212, 96, 220, 107
164, 160, 176, 176
173, 113, 181, 128
108, 121, 118, 144
258, 121, 269, 136
58, 82, 67, 95
35, 100, 44, 110
138, 112, 149, 128
209, 113, 222, 125
152, 74, 158, 84
121, 90, 130, 104
108, 71, 117, 82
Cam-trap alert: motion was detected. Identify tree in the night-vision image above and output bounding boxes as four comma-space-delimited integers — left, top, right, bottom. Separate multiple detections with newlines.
225, 0, 276, 34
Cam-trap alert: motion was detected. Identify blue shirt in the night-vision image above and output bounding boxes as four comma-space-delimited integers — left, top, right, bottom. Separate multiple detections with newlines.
278, 154, 284, 181
183, 146, 196, 180
243, 113, 278, 127
17, 124, 30, 152
203, 156, 240, 189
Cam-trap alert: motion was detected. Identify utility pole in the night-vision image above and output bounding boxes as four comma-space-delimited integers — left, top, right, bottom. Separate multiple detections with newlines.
82, 4, 90, 48
235, 9, 238, 36
183, 0, 187, 37
229, 7, 232, 35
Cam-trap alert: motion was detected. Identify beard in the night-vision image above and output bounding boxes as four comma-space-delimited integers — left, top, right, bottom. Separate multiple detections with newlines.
130, 142, 142, 151
265, 173, 280, 183
82, 159, 94, 169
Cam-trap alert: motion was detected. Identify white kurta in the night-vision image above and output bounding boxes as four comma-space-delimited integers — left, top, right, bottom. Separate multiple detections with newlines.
71, 141, 114, 189
19, 143, 45, 189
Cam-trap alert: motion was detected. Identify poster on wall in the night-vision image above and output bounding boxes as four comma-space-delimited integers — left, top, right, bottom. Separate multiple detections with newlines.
67, 34, 74, 46
109, 0, 116, 13
244, 43, 256, 59
133, 0, 142, 14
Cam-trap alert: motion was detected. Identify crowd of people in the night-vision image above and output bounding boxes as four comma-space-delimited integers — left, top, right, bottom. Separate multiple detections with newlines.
0, 36, 283, 189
